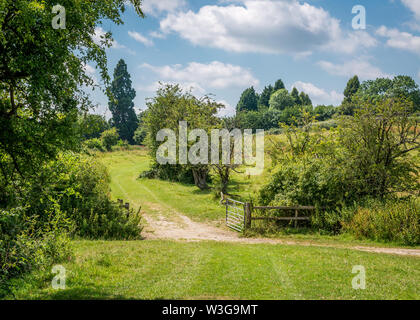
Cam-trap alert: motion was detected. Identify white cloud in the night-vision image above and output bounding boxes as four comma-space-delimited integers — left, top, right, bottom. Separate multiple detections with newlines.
418, 69, 420, 79
291, 81, 343, 106
317, 58, 391, 80
82, 63, 98, 85
160, 0, 376, 55
137, 81, 206, 97
140, 61, 259, 89
217, 100, 236, 117
128, 31, 154, 47
376, 26, 420, 56
402, 0, 420, 19
93, 27, 126, 49
142, 0, 186, 16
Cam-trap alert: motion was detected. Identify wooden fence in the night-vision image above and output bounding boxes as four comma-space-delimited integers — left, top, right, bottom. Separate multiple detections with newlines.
221, 193, 316, 231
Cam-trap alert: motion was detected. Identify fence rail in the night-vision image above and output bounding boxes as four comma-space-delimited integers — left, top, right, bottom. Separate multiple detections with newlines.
221, 194, 316, 231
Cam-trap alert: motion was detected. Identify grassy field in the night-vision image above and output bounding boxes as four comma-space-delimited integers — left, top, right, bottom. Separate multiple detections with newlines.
9, 240, 419, 300
7, 149, 419, 300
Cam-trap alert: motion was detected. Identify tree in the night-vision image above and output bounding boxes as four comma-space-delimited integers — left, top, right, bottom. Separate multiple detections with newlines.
144, 84, 222, 190
291, 87, 301, 105
339, 96, 419, 198
357, 76, 420, 112
108, 59, 138, 144
340, 75, 360, 115
269, 89, 294, 111
78, 114, 110, 140
343, 76, 360, 104
258, 85, 274, 109
236, 87, 258, 112
101, 128, 119, 151
299, 92, 312, 106
0, 0, 144, 187
274, 79, 286, 91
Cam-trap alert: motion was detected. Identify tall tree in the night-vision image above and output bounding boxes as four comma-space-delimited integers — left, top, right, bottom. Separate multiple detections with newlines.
274, 79, 285, 91
0, 0, 144, 187
258, 85, 274, 108
343, 75, 360, 104
299, 92, 312, 106
291, 87, 301, 105
236, 87, 258, 112
108, 59, 138, 144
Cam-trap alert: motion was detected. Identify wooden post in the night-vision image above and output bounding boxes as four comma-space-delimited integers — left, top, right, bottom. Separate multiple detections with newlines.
294, 209, 298, 228
244, 202, 252, 230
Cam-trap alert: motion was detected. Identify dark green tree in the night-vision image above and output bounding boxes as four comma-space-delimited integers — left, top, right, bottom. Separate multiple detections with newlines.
340, 75, 360, 115
236, 87, 258, 112
258, 85, 274, 109
108, 59, 138, 144
291, 87, 301, 105
299, 92, 312, 106
343, 75, 360, 104
274, 79, 285, 91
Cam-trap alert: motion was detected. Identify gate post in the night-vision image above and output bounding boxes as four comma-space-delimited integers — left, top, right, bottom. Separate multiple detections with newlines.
244, 202, 252, 230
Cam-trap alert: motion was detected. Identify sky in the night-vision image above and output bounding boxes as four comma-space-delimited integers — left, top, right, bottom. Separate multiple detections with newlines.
85, 0, 420, 118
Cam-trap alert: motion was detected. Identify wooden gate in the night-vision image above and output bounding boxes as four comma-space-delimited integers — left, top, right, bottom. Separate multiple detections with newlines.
224, 198, 246, 232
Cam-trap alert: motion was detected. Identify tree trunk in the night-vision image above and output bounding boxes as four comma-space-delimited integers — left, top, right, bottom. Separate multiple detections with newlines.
192, 167, 209, 190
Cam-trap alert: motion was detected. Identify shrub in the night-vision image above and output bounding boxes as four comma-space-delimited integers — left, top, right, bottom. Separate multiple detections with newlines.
25, 152, 143, 240
342, 200, 420, 246
101, 128, 119, 151
84, 138, 105, 152
134, 127, 147, 145
0, 206, 73, 296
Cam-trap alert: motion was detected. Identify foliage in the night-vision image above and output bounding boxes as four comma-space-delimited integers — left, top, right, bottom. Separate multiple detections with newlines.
339, 96, 419, 199
143, 84, 222, 189
0, 206, 73, 296
357, 76, 420, 112
78, 114, 110, 141
314, 105, 337, 121
340, 75, 360, 115
258, 85, 274, 108
0, 0, 144, 184
84, 138, 105, 152
273, 79, 285, 91
108, 59, 138, 144
236, 87, 259, 112
269, 89, 295, 111
342, 199, 420, 246
101, 128, 120, 151
25, 152, 143, 239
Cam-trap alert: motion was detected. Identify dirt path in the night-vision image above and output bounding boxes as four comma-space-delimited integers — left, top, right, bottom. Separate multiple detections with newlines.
142, 211, 420, 257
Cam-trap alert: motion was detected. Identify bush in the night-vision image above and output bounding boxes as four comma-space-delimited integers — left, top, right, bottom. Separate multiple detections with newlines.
0, 206, 73, 296
23, 152, 142, 240
140, 163, 195, 185
101, 128, 119, 151
342, 200, 420, 246
84, 138, 105, 152
134, 127, 147, 145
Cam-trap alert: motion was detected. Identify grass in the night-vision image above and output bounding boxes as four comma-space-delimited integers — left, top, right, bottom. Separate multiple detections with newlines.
98, 148, 223, 222
8, 240, 420, 300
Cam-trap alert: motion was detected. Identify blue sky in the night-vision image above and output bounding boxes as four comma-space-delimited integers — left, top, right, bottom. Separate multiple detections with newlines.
85, 0, 420, 117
